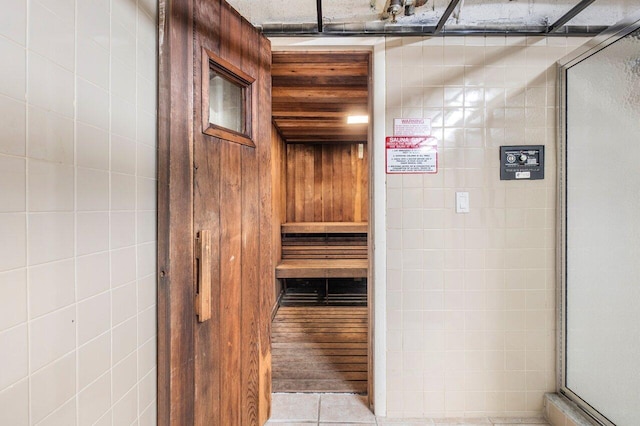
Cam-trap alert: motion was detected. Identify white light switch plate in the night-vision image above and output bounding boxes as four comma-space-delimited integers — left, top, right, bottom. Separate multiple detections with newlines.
456, 192, 469, 213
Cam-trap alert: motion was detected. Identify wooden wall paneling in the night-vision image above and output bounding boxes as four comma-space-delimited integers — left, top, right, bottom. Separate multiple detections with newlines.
285, 143, 295, 223
158, 0, 195, 425
303, 145, 315, 222
285, 144, 368, 223
271, 125, 285, 307
321, 146, 332, 222
360, 145, 369, 222
331, 146, 344, 221
344, 145, 354, 222
294, 145, 304, 222
354, 145, 362, 222
313, 148, 323, 222
257, 34, 274, 426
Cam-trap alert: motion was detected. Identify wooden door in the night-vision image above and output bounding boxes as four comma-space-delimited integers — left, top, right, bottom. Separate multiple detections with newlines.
158, 1, 273, 425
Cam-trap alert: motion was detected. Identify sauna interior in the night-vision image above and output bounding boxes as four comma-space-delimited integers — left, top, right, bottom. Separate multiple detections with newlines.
270, 51, 371, 393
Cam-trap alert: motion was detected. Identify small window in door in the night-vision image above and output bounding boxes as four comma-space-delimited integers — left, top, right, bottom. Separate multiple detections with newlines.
202, 47, 255, 147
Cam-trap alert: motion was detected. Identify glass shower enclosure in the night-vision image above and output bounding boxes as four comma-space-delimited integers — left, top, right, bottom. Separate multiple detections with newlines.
558, 17, 640, 426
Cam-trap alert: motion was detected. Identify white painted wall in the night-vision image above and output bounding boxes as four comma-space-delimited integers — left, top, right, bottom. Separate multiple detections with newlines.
0, 0, 158, 424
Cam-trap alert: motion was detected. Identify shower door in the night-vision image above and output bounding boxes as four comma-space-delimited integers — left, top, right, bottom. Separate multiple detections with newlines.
559, 18, 640, 426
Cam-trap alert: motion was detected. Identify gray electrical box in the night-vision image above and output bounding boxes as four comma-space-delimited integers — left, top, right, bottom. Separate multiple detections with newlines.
500, 145, 544, 180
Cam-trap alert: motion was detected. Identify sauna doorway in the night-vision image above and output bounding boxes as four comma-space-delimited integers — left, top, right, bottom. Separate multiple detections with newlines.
270, 51, 372, 395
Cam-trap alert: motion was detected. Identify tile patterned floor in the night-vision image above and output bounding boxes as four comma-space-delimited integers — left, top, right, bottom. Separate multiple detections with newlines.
266, 393, 551, 426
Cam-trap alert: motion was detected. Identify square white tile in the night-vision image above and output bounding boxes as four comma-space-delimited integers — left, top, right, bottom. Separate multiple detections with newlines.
0, 37, 26, 101
319, 394, 376, 423
0, 155, 25, 212
270, 393, 320, 422
0, 95, 26, 156
0, 324, 28, 389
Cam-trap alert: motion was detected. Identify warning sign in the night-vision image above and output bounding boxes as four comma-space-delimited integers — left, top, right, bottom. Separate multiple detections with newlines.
386, 136, 438, 174
394, 118, 431, 137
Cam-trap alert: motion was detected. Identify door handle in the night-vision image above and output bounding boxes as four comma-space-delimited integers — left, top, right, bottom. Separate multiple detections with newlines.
196, 230, 212, 322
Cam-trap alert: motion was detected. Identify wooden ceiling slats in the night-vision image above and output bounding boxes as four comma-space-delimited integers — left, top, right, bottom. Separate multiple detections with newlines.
272, 75, 368, 87
272, 104, 367, 114
272, 51, 370, 64
271, 64, 368, 76
273, 87, 368, 100
276, 120, 366, 128
272, 51, 369, 144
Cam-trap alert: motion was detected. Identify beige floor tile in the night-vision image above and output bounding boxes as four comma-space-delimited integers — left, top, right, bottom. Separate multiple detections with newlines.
490, 419, 547, 424
266, 423, 317, 426
432, 418, 491, 426
319, 394, 376, 423
377, 418, 435, 425
270, 393, 320, 422
319, 423, 376, 426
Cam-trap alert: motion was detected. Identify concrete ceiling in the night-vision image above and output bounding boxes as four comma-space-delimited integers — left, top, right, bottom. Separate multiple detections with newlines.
227, 0, 640, 36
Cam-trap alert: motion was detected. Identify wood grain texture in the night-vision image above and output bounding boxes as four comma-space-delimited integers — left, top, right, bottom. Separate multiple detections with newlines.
271, 306, 368, 393
158, 1, 195, 425
257, 34, 274, 426
271, 126, 286, 312
239, 17, 260, 426
275, 259, 368, 278
161, 1, 272, 425
282, 222, 367, 234
286, 144, 368, 223
276, 223, 368, 279
272, 51, 370, 144
194, 2, 224, 425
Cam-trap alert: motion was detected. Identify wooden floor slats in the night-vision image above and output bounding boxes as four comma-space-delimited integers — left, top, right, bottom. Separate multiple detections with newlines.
271, 306, 368, 393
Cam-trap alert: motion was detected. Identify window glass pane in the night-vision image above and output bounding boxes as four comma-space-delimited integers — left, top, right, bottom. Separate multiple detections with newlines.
209, 68, 244, 134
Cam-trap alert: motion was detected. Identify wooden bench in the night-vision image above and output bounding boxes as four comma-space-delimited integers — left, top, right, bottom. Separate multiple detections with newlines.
275, 222, 368, 279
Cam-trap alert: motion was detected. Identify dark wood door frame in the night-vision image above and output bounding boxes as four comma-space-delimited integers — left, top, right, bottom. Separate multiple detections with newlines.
157, 0, 196, 423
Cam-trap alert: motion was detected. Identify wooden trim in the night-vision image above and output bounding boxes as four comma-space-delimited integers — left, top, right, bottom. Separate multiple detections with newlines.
365, 49, 374, 411
275, 259, 368, 278
282, 221, 368, 234
158, 1, 196, 425
201, 46, 256, 148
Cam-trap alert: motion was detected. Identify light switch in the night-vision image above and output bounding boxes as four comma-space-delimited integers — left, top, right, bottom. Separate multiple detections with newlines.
456, 192, 469, 213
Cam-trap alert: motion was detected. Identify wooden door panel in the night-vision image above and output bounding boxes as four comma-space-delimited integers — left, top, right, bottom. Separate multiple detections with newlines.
218, 142, 243, 424
160, 1, 272, 425
193, 1, 271, 426
193, 127, 222, 426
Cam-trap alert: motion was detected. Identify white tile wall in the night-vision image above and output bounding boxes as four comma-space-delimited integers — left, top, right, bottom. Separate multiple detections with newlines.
0, 0, 157, 425
385, 36, 588, 418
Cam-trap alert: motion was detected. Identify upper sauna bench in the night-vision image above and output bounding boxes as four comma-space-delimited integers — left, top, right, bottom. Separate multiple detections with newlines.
275, 222, 368, 279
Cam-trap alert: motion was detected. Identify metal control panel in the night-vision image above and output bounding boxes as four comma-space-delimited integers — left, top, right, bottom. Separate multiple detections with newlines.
500, 145, 544, 180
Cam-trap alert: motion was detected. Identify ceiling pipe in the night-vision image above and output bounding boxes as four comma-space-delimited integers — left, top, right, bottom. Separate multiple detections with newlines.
387, 0, 403, 23
262, 24, 608, 38
317, 0, 323, 32
433, 0, 462, 35
547, 0, 597, 33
